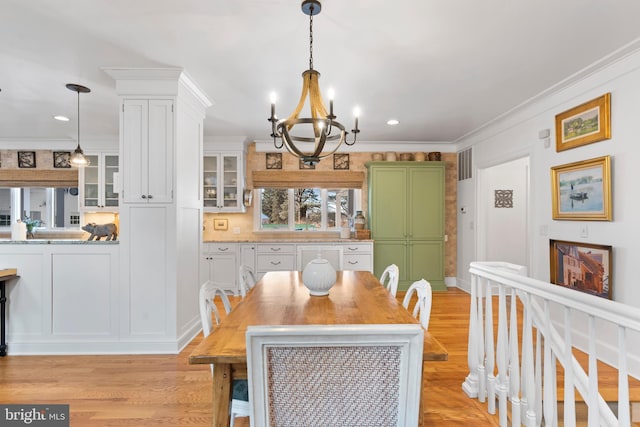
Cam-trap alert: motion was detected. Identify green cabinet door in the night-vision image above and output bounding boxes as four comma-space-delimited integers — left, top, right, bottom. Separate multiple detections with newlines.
409, 240, 445, 290
369, 166, 406, 240
408, 167, 444, 240
373, 240, 407, 282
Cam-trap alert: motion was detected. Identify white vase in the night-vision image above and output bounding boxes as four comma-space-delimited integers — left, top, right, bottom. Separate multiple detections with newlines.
302, 256, 337, 296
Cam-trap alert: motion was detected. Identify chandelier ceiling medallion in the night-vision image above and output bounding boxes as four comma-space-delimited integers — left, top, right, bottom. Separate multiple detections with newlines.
269, 0, 360, 166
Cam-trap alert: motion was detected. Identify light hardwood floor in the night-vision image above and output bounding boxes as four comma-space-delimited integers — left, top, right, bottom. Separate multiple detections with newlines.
9, 287, 631, 426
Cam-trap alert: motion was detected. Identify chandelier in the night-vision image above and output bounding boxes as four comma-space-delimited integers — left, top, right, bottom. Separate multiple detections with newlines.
268, 0, 360, 166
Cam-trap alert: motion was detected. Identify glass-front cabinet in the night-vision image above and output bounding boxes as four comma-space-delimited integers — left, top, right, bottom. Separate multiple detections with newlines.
80, 153, 119, 211
203, 151, 244, 212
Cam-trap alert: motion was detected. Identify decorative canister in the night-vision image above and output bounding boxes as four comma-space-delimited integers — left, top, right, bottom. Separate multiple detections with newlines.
11, 220, 27, 241
354, 210, 366, 230
399, 153, 412, 161
302, 256, 337, 296
414, 152, 426, 161
372, 153, 384, 161
428, 151, 442, 161
385, 152, 397, 161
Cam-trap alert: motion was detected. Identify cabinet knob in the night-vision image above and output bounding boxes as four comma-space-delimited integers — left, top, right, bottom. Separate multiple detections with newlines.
141, 195, 147, 199
148, 195, 153, 199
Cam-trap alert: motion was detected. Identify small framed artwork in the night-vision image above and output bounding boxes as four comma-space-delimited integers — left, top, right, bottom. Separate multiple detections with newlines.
549, 239, 612, 299
213, 218, 228, 231
299, 159, 315, 170
333, 153, 349, 170
551, 155, 611, 221
266, 152, 282, 170
53, 151, 71, 168
555, 93, 611, 152
18, 151, 36, 168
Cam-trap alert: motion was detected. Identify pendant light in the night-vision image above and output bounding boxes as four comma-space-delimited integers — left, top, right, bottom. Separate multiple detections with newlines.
66, 83, 91, 167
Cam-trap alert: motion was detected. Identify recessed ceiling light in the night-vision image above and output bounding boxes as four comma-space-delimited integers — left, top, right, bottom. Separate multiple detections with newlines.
54, 115, 70, 122
387, 119, 399, 126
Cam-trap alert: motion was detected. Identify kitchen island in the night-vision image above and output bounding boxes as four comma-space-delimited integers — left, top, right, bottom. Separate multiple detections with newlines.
0, 240, 120, 355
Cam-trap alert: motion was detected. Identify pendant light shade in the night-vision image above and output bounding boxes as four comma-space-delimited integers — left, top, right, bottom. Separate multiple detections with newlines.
66, 83, 91, 167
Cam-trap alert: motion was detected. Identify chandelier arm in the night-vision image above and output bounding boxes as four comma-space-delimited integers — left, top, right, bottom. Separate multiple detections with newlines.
280, 126, 310, 158
311, 129, 347, 160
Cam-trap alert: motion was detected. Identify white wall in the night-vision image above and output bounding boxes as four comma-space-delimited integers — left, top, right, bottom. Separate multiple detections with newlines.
456, 42, 640, 372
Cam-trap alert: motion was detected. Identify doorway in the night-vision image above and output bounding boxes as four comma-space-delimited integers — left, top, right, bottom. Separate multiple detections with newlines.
477, 156, 530, 268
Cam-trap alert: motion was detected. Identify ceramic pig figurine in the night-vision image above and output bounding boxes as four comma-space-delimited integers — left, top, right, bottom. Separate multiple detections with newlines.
82, 223, 118, 241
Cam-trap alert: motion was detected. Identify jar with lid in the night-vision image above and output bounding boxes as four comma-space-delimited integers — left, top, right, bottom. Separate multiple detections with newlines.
354, 211, 366, 230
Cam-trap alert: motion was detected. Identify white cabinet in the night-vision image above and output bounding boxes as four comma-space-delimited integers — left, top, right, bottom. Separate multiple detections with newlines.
239, 243, 256, 273
203, 152, 244, 212
256, 243, 296, 279
342, 242, 373, 272
121, 99, 174, 204
80, 153, 119, 211
200, 243, 238, 293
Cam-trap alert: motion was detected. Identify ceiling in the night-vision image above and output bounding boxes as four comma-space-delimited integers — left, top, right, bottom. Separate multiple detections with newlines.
3, 0, 640, 147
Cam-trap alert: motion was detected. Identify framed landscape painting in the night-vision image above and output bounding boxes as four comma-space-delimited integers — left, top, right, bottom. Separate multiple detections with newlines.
555, 93, 610, 152
549, 239, 612, 299
551, 156, 611, 221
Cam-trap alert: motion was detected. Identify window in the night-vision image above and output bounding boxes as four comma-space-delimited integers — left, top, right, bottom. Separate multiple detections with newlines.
257, 187, 360, 232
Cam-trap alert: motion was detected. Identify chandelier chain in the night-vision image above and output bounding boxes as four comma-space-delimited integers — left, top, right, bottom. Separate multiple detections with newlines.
309, 5, 314, 70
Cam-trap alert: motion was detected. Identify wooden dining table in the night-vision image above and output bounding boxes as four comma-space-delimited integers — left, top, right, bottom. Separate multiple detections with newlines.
189, 270, 448, 427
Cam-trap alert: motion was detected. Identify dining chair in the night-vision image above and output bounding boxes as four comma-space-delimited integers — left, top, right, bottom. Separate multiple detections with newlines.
402, 279, 433, 330
379, 263, 400, 297
199, 281, 250, 426
238, 264, 257, 298
246, 324, 424, 427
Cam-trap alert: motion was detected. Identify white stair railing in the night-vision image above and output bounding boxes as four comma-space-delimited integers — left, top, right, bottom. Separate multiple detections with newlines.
462, 261, 640, 427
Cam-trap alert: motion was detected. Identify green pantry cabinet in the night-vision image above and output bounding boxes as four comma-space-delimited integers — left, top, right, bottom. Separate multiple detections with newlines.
367, 161, 446, 291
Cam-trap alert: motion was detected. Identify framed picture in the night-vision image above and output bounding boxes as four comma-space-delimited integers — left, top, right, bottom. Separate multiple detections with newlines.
333, 153, 349, 170
549, 239, 612, 299
299, 159, 315, 170
18, 151, 36, 168
53, 151, 71, 168
266, 152, 282, 170
213, 218, 228, 231
551, 155, 611, 221
555, 93, 611, 152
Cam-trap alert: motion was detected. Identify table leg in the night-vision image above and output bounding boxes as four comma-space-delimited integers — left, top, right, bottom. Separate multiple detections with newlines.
212, 363, 232, 427
0, 281, 7, 357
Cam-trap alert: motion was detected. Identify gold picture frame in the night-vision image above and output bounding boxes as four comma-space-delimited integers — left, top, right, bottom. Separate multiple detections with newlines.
551, 155, 611, 221
555, 93, 611, 152
549, 239, 612, 300
213, 218, 228, 231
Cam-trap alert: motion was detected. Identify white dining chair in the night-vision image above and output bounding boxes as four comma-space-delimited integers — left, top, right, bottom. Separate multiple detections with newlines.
246, 324, 424, 427
199, 281, 250, 426
380, 263, 400, 297
402, 279, 433, 330
238, 264, 257, 298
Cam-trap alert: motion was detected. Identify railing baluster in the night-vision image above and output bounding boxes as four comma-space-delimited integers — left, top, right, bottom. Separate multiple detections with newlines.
587, 315, 599, 427
618, 325, 630, 426
463, 272, 480, 398
563, 306, 576, 427
522, 293, 537, 427
478, 277, 487, 403
496, 283, 509, 425
485, 280, 495, 411
535, 328, 542, 427
543, 300, 556, 426
509, 288, 521, 427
